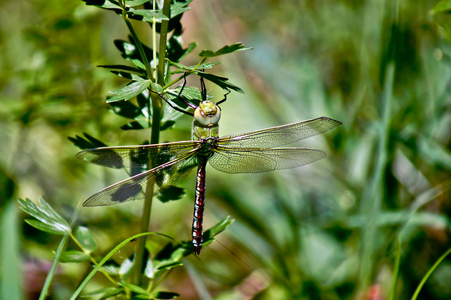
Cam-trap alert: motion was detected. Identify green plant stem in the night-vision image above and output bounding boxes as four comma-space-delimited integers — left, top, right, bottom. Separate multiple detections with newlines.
411, 247, 451, 300
39, 233, 70, 300
157, 0, 171, 86
123, 17, 154, 81
152, 0, 157, 80
70, 233, 118, 287
39, 204, 82, 300
389, 236, 402, 300
132, 0, 171, 286
358, 62, 394, 292
70, 232, 175, 300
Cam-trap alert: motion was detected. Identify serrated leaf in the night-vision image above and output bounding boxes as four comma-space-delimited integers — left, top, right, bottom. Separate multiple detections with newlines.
170, 0, 192, 18
107, 80, 151, 103
199, 42, 252, 58
130, 9, 169, 22
75, 226, 97, 253
60, 250, 90, 263
177, 86, 202, 101
18, 198, 70, 235
153, 291, 180, 299
159, 86, 200, 119
197, 72, 244, 93
38, 196, 69, 226
167, 41, 197, 63
68, 133, 108, 150
157, 186, 185, 202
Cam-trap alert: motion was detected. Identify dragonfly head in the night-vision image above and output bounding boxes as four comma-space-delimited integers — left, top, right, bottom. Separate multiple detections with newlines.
194, 100, 221, 127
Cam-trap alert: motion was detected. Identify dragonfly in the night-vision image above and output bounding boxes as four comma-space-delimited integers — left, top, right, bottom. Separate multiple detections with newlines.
76, 76, 342, 254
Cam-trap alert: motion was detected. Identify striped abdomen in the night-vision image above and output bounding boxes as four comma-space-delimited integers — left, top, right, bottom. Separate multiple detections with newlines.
192, 159, 207, 255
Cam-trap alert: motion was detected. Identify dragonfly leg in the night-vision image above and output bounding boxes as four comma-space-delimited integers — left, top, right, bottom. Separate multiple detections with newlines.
176, 72, 197, 109
151, 75, 195, 116
153, 90, 194, 116
200, 72, 207, 102
216, 89, 231, 106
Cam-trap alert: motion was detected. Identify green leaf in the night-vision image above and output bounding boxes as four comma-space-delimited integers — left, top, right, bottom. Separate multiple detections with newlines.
150, 82, 164, 94
71, 232, 164, 299
199, 42, 252, 58
167, 60, 220, 73
98, 64, 146, 77
125, 0, 150, 7
418, 136, 451, 169
119, 257, 134, 276
201, 216, 235, 247
114, 38, 154, 70
431, 0, 451, 13
167, 40, 197, 63
18, 197, 70, 235
197, 71, 244, 93
24, 219, 67, 235
60, 251, 90, 263
68, 133, 108, 150
130, 9, 169, 22
153, 291, 180, 299
101, 265, 121, 276
74, 226, 97, 253
107, 80, 151, 103
38, 196, 69, 225
82, 287, 124, 299
166, 60, 192, 72
176, 86, 202, 101
170, 0, 192, 18
152, 243, 188, 277
119, 281, 151, 297
82, 0, 122, 10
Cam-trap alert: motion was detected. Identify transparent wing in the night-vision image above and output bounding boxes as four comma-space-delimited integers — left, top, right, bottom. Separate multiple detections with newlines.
217, 117, 341, 148
76, 141, 200, 173
209, 147, 326, 174
82, 151, 199, 206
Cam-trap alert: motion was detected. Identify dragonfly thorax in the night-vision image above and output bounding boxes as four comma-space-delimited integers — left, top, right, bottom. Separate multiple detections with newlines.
198, 137, 218, 157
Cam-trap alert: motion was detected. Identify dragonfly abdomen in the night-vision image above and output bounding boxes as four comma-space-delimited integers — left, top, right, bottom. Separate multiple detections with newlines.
192, 158, 208, 255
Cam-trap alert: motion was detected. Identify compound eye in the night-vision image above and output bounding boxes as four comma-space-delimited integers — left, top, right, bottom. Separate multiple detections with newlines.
194, 101, 221, 126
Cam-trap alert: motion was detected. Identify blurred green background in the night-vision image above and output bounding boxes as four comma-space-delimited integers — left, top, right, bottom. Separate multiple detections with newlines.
1, 0, 450, 299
